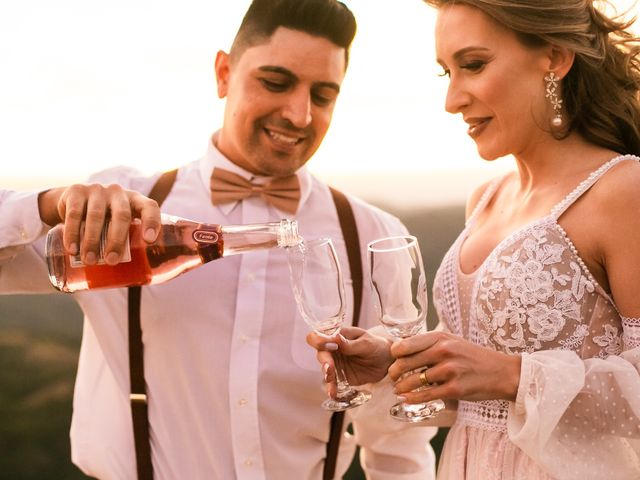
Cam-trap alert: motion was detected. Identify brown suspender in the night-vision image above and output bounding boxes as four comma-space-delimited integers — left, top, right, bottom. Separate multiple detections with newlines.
128, 169, 179, 480
147, 169, 178, 207
323, 188, 363, 480
128, 171, 363, 480
128, 286, 152, 480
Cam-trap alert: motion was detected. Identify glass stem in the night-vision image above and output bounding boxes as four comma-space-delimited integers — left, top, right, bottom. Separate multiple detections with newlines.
332, 350, 355, 399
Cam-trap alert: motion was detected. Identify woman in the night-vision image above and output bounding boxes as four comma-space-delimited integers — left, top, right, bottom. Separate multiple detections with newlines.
310, 1, 640, 478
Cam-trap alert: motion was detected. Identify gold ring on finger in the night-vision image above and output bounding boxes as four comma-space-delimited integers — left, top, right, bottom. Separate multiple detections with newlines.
419, 369, 431, 387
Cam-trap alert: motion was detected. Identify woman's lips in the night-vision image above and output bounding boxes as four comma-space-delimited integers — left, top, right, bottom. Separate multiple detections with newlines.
467, 118, 491, 139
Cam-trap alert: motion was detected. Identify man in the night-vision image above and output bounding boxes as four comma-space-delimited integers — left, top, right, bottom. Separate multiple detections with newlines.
0, 0, 436, 478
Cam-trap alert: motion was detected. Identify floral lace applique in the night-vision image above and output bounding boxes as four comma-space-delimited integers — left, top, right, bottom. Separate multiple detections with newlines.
592, 324, 623, 358
477, 225, 597, 354
558, 324, 589, 350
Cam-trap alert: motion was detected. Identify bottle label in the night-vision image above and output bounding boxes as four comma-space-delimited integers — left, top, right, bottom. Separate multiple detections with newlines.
69, 224, 132, 268
193, 230, 219, 244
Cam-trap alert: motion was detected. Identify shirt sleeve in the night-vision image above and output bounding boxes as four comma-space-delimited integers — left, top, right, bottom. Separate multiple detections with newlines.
507, 347, 640, 479
0, 190, 53, 293
343, 325, 438, 479
341, 204, 438, 478
349, 375, 438, 480
0, 167, 156, 294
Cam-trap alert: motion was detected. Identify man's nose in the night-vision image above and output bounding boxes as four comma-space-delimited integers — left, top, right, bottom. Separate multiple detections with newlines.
281, 89, 312, 128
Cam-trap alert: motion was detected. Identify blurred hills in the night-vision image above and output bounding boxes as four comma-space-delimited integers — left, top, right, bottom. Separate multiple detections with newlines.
0, 202, 465, 479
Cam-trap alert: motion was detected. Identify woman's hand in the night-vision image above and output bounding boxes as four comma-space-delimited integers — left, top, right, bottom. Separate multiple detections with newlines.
389, 331, 521, 404
307, 326, 393, 398
38, 183, 161, 265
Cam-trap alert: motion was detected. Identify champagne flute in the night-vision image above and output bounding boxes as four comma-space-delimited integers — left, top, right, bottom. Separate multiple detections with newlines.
367, 235, 445, 422
288, 238, 372, 411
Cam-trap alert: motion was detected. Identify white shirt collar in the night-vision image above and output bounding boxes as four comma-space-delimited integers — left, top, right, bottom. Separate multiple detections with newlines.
198, 131, 312, 217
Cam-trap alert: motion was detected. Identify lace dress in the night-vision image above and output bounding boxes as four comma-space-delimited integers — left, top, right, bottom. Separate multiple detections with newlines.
432, 155, 640, 479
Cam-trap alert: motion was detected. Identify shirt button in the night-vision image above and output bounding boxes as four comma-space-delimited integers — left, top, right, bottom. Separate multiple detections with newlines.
244, 459, 253, 467
246, 272, 256, 282
20, 229, 27, 240
238, 398, 247, 406
240, 335, 249, 343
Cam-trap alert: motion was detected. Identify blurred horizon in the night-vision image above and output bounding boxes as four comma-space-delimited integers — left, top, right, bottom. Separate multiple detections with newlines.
4, 163, 510, 209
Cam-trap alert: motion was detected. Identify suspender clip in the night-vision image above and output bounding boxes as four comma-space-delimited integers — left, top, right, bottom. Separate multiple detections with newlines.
130, 393, 148, 404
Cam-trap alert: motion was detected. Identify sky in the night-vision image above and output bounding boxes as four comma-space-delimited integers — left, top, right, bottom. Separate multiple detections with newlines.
1, 1, 638, 207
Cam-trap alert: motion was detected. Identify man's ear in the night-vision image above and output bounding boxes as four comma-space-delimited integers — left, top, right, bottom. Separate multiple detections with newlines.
214, 50, 231, 99
547, 44, 575, 79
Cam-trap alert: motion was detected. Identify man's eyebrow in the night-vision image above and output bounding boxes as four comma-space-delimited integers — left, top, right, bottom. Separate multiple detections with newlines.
258, 65, 341, 93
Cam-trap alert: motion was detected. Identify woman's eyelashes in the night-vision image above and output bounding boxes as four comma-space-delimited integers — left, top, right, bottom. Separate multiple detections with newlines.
461, 60, 487, 72
437, 59, 489, 78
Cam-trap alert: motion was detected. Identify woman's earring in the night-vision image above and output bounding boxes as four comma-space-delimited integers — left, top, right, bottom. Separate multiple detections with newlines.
545, 72, 563, 128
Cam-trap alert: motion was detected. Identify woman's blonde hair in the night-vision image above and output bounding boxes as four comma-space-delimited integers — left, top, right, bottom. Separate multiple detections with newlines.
424, 0, 640, 154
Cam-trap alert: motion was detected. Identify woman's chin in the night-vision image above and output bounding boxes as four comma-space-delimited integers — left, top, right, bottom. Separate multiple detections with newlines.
476, 147, 502, 162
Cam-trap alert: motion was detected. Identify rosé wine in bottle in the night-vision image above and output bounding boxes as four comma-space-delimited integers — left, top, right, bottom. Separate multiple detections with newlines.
46, 214, 300, 293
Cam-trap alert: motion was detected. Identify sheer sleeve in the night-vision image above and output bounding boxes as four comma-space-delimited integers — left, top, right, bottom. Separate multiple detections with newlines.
507, 344, 640, 479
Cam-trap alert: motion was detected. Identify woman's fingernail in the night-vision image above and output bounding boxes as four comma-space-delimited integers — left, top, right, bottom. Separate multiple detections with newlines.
338, 334, 348, 343
396, 396, 407, 402
323, 363, 330, 374
69, 243, 78, 255
325, 342, 338, 351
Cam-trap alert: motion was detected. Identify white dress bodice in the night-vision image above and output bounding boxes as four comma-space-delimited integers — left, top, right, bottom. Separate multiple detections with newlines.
431, 155, 640, 479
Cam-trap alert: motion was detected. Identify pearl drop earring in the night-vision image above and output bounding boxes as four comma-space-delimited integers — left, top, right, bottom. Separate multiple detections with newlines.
545, 72, 563, 128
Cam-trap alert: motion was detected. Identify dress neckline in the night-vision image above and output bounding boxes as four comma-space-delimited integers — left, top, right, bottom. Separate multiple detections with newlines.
457, 215, 554, 277
457, 154, 639, 277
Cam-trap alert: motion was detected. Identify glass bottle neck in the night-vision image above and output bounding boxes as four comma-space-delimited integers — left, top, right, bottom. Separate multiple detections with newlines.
221, 219, 299, 247
220, 219, 300, 256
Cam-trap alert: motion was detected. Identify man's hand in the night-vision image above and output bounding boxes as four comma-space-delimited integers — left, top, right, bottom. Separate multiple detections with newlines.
307, 326, 393, 398
38, 183, 161, 265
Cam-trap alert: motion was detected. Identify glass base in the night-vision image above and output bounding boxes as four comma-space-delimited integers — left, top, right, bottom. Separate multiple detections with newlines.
389, 398, 445, 423
321, 388, 372, 412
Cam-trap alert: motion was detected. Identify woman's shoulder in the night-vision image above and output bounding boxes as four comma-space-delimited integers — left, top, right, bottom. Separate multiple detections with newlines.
464, 172, 513, 220
584, 154, 640, 239
590, 155, 640, 206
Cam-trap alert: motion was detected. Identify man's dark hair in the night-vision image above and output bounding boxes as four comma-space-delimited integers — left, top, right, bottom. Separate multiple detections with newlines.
230, 0, 357, 67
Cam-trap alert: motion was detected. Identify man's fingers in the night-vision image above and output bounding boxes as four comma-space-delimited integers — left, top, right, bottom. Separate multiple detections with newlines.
130, 192, 161, 243
58, 185, 89, 257
53, 183, 163, 266
80, 188, 110, 265
103, 189, 134, 265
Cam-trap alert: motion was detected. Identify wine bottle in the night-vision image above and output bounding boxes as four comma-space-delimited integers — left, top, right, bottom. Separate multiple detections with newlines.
45, 214, 301, 293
